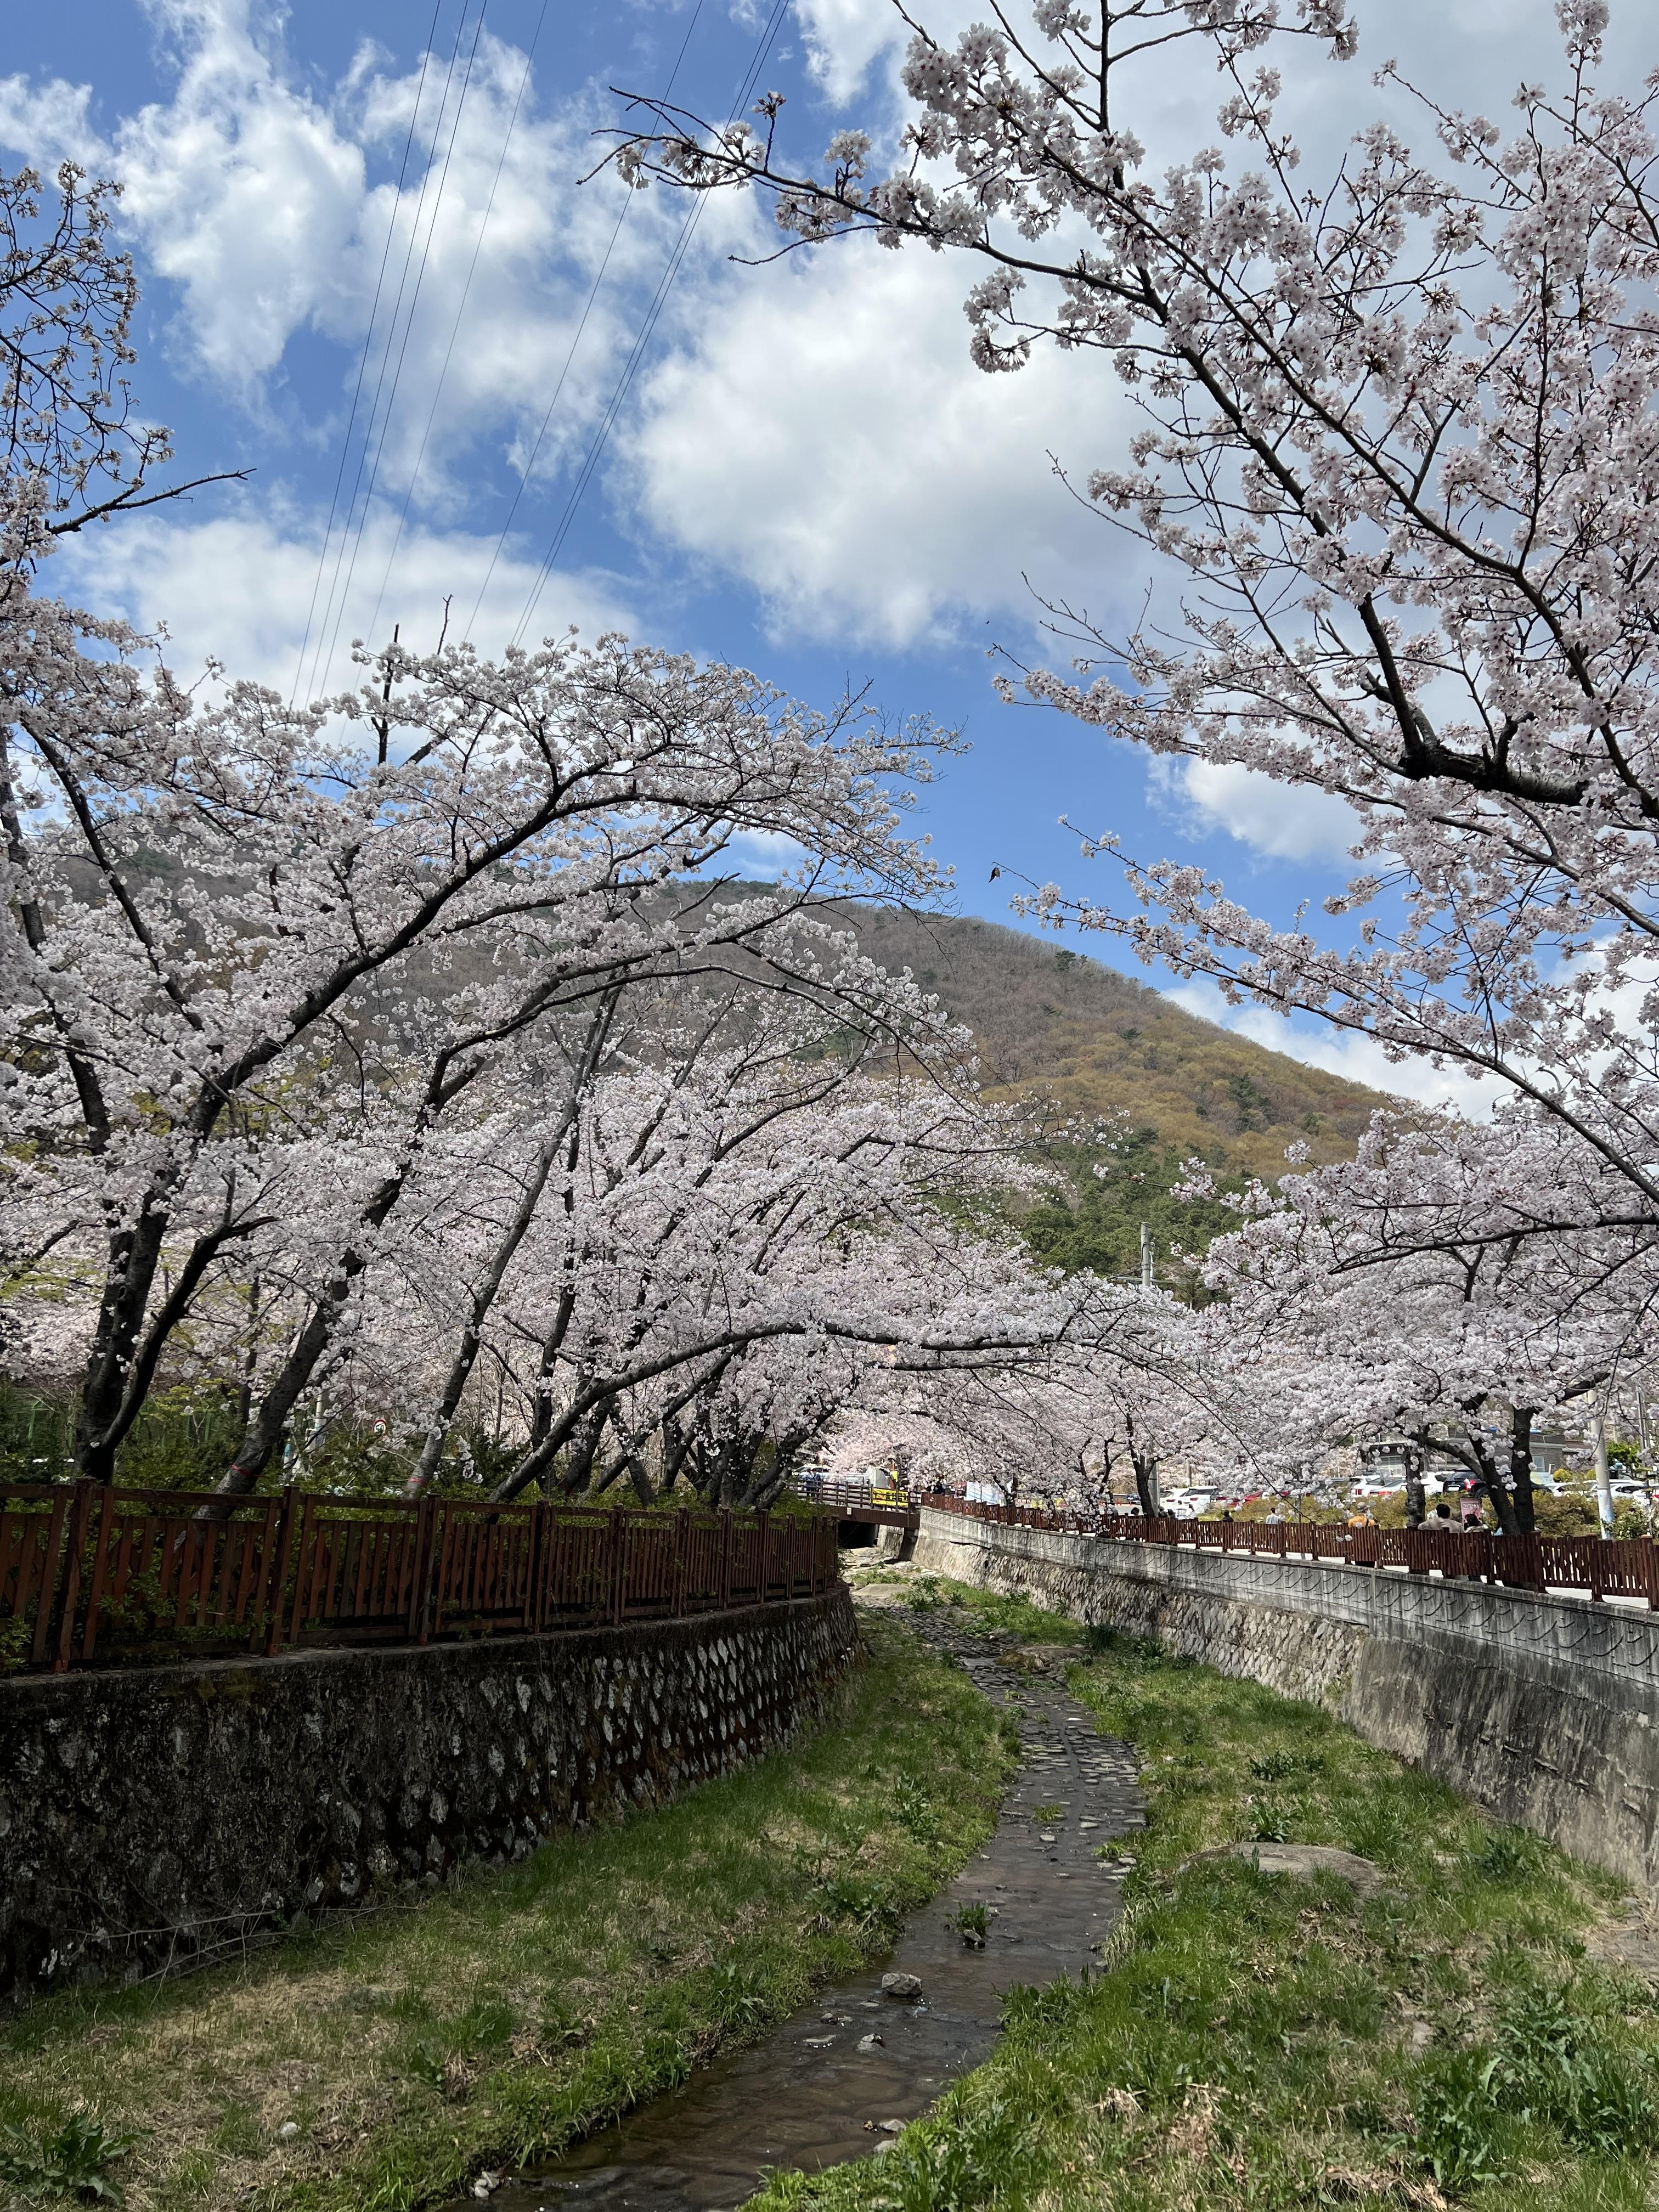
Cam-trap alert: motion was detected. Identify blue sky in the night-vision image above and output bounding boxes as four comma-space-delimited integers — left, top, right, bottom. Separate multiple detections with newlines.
2, 0, 1619, 1108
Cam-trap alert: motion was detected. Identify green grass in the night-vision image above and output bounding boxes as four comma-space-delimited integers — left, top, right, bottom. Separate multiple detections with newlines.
894, 1573, 1084, 1644
747, 1598, 1659, 2212
0, 1615, 1015, 2212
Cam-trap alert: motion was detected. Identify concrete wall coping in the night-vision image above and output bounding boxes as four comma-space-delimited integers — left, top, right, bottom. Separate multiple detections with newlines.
918, 1509, 1659, 1715
0, 1593, 836, 1707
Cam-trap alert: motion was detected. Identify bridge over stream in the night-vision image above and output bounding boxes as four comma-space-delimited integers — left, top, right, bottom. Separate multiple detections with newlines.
793, 1479, 923, 1548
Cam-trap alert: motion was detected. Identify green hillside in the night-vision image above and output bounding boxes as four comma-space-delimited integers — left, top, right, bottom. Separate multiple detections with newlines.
844, 904, 1390, 1175
837, 904, 1393, 1286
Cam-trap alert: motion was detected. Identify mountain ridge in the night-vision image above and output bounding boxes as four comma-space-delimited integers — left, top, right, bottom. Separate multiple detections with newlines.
836, 901, 1391, 1181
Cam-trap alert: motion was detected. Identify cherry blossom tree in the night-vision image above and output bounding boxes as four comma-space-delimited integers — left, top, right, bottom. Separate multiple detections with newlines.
0, 563, 969, 1489
0, 161, 244, 553
612, 0, 1659, 1299
818, 1278, 1260, 1513
381, 968, 1005, 1500
2, 148, 1321, 1509
1190, 1104, 1658, 1527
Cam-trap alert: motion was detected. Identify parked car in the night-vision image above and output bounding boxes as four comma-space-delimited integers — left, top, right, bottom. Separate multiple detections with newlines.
1163, 1489, 1216, 1520
1352, 1472, 1451, 1499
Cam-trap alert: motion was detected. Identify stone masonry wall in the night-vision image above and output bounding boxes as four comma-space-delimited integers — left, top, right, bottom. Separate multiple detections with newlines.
915, 1513, 1659, 1889
0, 1587, 857, 2007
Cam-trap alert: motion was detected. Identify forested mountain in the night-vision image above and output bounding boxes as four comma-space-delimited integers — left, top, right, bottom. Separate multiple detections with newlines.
834, 904, 1394, 1285
842, 905, 1388, 1169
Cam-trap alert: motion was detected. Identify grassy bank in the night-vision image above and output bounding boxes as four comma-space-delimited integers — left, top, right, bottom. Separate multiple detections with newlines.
0, 1613, 1015, 2212
761, 1583, 1659, 2212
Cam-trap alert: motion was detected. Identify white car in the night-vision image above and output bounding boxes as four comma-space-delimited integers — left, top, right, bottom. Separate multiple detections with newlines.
1353, 1472, 1452, 1498
1163, 1490, 1216, 1520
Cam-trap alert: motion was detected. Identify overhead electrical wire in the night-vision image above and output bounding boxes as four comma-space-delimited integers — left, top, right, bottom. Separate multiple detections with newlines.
300, 0, 784, 695
289, 0, 445, 709
504, 0, 791, 653
362, 0, 554, 653
464, 0, 709, 643
309, 0, 492, 698
297, 0, 476, 703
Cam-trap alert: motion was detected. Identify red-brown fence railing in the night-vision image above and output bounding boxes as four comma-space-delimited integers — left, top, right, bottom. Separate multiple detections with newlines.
924, 1492, 1659, 1609
0, 1482, 841, 1675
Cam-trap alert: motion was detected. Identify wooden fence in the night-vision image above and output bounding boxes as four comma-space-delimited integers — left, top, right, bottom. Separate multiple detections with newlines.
0, 1481, 842, 1675
925, 1493, 1659, 1608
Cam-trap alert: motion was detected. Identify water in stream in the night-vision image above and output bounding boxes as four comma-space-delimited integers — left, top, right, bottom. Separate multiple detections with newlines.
475, 1611, 1144, 2212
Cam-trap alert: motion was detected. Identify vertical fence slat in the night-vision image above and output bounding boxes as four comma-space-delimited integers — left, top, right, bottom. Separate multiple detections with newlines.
30, 1487, 72, 1667
77, 1483, 120, 1666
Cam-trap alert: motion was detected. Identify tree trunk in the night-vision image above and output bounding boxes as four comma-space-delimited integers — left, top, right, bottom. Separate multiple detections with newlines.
1509, 1407, 1537, 1535
212, 1251, 369, 1500
1133, 1452, 1156, 1519
407, 995, 618, 1496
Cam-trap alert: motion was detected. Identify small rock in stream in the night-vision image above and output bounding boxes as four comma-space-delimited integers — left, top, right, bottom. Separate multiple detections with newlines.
881, 1972, 922, 2000
857, 2033, 885, 2052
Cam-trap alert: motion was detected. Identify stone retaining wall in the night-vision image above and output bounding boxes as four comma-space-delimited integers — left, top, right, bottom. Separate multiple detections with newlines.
0, 1587, 858, 2006
915, 1513, 1659, 1888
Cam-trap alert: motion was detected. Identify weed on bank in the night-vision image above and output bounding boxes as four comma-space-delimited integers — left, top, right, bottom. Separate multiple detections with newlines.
0, 1614, 1014, 2212
755, 1589, 1659, 2212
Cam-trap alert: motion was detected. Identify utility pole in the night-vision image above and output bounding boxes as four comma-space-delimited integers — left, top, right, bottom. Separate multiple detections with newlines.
1403, 1437, 1426, 1531
1594, 1410, 1615, 1538
1139, 1222, 1154, 1293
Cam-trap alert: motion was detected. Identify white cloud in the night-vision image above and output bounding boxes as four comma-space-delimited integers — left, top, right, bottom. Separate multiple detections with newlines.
1161, 979, 1499, 1118
793, 0, 912, 103
625, 0, 1598, 658
1161, 758, 1361, 867
722, 827, 812, 878
626, 234, 1121, 648
0, 72, 107, 166
54, 499, 637, 697
1, 0, 1630, 703
0, 1, 672, 501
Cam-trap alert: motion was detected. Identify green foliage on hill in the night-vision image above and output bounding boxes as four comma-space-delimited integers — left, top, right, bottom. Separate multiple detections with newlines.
828, 903, 1392, 1285
1022, 1129, 1242, 1295
841, 904, 1390, 1181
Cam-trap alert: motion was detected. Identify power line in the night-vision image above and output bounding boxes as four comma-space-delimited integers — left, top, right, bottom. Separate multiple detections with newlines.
290, 0, 445, 709
506, 0, 791, 653
464, 0, 712, 643
299, 0, 477, 702
363, 0, 552, 653
312, 0, 492, 698
300, 2, 476, 703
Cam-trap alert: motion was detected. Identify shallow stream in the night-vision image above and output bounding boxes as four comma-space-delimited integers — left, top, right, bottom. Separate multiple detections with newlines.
472, 1607, 1144, 2212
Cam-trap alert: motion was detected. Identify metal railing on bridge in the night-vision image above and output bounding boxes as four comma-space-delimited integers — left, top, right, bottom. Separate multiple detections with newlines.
0, 1482, 842, 1675
925, 1492, 1659, 1609
794, 1477, 921, 1523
